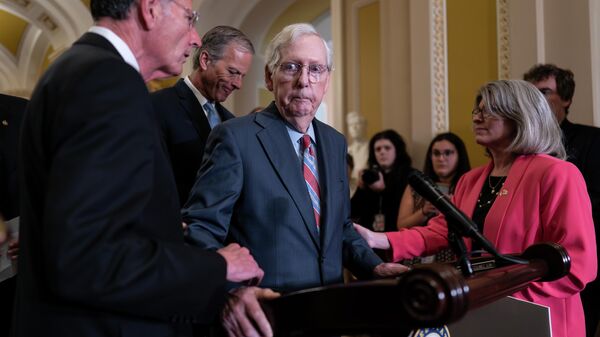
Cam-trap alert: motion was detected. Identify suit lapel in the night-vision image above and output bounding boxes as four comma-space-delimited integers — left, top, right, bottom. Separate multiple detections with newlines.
175, 79, 211, 142
255, 104, 321, 250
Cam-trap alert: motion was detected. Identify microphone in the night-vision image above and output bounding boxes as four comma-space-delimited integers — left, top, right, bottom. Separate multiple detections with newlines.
407, 169, 500, 255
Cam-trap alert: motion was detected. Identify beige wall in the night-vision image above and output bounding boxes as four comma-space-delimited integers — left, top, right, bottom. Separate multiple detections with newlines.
447, 0, 498, 167
342, 0, 413, 160
357, 1, 382, 137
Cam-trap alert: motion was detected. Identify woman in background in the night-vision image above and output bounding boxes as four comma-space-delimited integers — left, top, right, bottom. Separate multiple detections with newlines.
397, 132, 470, 229
355, 80, 596, 337
351, 129, 412, 233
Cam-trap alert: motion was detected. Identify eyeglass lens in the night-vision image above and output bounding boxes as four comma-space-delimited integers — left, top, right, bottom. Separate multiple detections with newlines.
433, 150, 455, 157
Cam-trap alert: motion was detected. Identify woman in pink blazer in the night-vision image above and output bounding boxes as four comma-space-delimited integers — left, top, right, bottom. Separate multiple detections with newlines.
355, 80, 597, 337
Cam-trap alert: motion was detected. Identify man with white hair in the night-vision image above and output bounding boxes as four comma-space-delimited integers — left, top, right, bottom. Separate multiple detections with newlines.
182, 23, 407, 336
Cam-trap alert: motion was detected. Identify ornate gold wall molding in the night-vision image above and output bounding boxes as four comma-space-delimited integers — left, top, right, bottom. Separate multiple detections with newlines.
497, 0, 510, 79
430, 0, 448, 134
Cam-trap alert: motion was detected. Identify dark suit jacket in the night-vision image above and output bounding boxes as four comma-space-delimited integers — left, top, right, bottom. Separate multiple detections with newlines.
0, 93, 27, 336
562, 118, 600, 334
182, 102, 381, 293
15, 33, 227, 337
0, 94, 27, 220
151, 80, 235, 205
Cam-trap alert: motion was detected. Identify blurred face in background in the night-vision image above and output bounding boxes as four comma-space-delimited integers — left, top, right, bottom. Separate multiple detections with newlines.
431, 140, 458, 181
531, 76, 570, 124
347, 116, 366, 140
374, 139, 396, 172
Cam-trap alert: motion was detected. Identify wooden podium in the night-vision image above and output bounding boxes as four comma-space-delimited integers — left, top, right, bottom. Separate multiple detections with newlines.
446, 296, 550, 337
260, 243, 566, 337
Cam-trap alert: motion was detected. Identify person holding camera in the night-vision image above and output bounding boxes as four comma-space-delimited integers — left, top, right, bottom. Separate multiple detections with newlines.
351, 129, 413, 234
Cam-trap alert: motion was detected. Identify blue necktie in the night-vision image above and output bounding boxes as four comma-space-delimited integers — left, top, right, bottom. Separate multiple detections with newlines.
204, 102, 220, 129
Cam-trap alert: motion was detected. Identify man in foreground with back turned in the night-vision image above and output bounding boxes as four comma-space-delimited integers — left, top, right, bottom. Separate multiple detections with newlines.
183, 23, 407, 336
14, 1, 269, 337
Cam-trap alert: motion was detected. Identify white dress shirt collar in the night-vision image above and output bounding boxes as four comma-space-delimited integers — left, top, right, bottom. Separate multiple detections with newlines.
88, 26, 140, 73
183, 76, 214, 118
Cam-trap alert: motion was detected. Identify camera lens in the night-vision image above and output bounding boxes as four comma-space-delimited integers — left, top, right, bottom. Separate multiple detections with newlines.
362, 169, 379, 184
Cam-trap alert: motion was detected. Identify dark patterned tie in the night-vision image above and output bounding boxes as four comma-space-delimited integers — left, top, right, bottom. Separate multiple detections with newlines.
302, 135, 321, 229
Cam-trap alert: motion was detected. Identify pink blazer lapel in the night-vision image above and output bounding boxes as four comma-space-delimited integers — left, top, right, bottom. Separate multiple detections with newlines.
482, 155, 535, 246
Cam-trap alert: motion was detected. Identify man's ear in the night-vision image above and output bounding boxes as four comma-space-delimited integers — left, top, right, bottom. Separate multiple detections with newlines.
264, 65, 274, 91
199, 51, 211, 71
138, 0, 161, 30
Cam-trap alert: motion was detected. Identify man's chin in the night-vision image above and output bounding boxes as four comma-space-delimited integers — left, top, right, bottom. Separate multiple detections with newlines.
146, 66, 183, 83
287, 104, 315, 116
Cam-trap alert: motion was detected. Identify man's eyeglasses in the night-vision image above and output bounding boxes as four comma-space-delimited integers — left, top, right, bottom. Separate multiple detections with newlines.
432, 149, 456, 158
276, 62, 330, 83
471, 107, 495, 120
171, 0, 199, 28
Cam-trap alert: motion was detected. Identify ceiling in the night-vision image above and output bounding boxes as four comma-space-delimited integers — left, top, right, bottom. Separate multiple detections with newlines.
0, 0, 92, 96
0, 0, 301, 97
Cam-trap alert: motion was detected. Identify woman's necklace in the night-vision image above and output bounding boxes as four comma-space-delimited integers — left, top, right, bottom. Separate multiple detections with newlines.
488, 175, 505, 194
476, 175, 507, 208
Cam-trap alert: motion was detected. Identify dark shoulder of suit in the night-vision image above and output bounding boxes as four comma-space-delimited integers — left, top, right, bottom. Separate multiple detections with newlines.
561, 119, 600, 194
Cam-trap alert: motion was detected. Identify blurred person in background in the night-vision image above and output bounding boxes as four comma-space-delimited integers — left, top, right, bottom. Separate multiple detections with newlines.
397, 132, 470, 229
351, 129, 413, 234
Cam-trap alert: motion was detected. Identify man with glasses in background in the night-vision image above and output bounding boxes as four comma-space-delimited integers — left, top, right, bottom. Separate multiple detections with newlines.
525, 64, 600, 337
182, 23, 407, 337
13, 1, 264, 337
152, 26, 254, 206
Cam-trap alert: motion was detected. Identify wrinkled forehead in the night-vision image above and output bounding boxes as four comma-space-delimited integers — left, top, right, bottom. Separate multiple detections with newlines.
279, 34, 328, 64
532, 75, 557, 89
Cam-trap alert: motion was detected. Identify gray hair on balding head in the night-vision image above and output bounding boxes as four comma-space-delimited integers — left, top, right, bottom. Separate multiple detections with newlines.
264, 23, 333, 75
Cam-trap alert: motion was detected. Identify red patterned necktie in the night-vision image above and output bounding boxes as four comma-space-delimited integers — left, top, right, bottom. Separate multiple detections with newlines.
302, 135, 321, 229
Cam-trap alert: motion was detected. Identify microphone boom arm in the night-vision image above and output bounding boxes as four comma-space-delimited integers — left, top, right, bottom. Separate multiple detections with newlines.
407, 169, 528, 276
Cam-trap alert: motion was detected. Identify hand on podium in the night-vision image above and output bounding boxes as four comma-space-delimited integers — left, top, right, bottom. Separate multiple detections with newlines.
373, 262, 410, 278
222, 286, 280, 337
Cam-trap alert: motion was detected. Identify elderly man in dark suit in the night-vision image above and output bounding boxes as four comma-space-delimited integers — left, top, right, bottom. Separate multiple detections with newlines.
152, 26, 253, 205
14, 1, 267, 337
183, 23, 407, 336
525, 64, 600, 337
